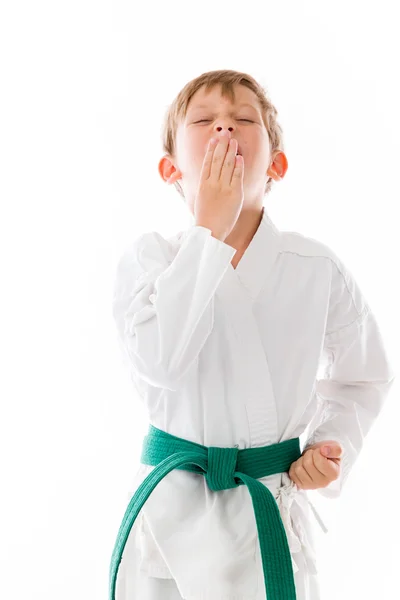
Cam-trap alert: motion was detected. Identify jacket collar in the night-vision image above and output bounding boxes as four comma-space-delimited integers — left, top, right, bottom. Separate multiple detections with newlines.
177, 206, 282, 301
228, 207, 282, 300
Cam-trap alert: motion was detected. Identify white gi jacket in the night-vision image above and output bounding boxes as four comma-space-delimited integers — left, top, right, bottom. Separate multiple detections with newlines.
112, 207, 395, 600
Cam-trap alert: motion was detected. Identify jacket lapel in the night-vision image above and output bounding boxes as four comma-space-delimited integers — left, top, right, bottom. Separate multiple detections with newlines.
215, 208, 283, 447
227, 207, 282, 301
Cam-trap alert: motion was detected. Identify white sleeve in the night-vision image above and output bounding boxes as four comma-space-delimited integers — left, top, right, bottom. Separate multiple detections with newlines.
304, 259, 395, 499
112, 226, 237, 390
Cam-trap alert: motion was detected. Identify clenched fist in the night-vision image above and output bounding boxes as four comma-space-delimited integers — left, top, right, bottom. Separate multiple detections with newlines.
288, 441, 343, 490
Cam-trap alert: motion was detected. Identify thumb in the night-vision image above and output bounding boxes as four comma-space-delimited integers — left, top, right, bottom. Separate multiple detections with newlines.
320, 443, 343, 459
305, 440, 343, 459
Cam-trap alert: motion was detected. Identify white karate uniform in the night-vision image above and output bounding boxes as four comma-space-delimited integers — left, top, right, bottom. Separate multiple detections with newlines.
111, 207, 395, 600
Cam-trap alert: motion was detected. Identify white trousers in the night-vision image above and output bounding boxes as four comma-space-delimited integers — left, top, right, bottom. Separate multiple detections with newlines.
115, 515, 321, 600
115, 514, 183, 600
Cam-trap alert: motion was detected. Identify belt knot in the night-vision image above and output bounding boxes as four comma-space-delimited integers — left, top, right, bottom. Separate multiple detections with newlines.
205, 446, 240, 491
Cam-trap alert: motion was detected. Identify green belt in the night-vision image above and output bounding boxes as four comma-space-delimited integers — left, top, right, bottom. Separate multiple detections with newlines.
109, 425, 302, 600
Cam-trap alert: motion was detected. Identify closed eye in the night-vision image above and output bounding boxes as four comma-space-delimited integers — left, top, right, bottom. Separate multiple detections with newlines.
193, 119, 254, 124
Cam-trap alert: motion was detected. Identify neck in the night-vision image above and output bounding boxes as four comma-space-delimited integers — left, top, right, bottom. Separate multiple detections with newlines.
224, 205, 264, 251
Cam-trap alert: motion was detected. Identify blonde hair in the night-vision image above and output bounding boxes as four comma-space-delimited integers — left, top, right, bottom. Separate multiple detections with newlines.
161, 69, 285, 198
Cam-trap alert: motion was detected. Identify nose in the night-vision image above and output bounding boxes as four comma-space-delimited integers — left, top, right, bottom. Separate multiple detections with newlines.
214, 123, 234, 138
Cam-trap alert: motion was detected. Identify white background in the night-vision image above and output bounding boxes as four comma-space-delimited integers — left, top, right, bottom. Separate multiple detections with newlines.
1, 1, 399, 598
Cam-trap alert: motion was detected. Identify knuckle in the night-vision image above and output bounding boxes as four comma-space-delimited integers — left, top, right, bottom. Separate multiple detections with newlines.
313, 450, 322, 463
303, 454, 313, 467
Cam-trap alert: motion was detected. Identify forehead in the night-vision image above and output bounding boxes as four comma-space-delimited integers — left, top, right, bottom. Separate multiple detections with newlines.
186, 83, 261, 112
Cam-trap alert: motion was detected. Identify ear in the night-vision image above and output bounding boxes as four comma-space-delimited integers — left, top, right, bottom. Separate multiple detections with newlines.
267, 151, 288, 181
158, 155, 182, 185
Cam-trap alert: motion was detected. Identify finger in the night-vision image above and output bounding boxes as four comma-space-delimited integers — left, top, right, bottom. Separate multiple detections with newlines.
303, 449, 327, 478
294, 463, 314, 488
231, 154, 244, 186
288, 464, 301, 488
314, 450, 341, 480
220, 138, 239, 185
312, 449, 333, 478
302, 451, 329, 486
210, 135, 230, 180
200, 137, 218, 181
289, 460, 313, 489
290, 474, 302, 490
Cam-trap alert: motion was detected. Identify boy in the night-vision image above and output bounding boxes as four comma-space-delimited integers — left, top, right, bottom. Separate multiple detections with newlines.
109, 70, 395, 599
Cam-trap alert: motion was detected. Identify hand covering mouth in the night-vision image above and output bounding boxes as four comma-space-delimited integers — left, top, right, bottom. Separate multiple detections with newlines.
209, 139, 242, 155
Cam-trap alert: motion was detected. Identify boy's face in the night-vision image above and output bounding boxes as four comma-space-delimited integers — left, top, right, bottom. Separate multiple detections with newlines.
159, 83, 287, 212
